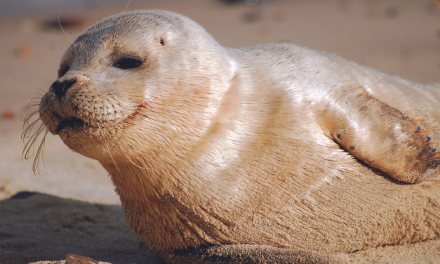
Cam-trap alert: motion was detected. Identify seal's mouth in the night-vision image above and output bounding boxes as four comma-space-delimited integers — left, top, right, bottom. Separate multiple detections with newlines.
56, 117, 85, 134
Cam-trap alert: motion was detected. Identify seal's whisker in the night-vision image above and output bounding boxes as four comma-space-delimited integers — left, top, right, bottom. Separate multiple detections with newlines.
124, 0, 132, 12
98, 121, 121, 173
23, 96, 42, 113
114, 0, 132, 32
24, 103, 40, 109
116, 140, 151, 171
105, 141, 120, 172
22, 114, 47, 175
32, 129, 48, 174
35, 89, 46, 97
23, 122, 45, 158
22, 99, 47, 173
58, 12, 76, 47
24, 99, 41, 108
22, 110, 40, 141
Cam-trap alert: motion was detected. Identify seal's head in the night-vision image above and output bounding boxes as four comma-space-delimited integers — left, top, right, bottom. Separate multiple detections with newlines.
38, 10, 234, 161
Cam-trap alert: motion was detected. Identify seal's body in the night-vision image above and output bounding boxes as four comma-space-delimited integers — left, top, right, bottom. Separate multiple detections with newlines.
34, 10, 440, 262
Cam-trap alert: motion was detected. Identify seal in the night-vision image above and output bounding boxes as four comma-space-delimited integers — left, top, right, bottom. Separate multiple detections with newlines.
25, 10, 440, 263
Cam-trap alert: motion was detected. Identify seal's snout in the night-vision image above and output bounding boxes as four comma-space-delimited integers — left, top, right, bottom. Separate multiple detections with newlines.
52, 78, 77, 99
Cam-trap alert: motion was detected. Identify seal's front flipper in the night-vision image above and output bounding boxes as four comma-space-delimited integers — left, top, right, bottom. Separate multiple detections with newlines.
318, 86, 440, 183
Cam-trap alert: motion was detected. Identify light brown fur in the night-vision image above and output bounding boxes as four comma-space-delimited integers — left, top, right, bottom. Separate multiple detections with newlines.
28, 10, 440, 263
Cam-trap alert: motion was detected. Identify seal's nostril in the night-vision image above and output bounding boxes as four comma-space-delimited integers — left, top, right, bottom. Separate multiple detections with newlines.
52, 79, 77, 99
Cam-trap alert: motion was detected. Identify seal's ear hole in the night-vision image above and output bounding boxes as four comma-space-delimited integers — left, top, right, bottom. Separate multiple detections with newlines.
160, 38, 165, 46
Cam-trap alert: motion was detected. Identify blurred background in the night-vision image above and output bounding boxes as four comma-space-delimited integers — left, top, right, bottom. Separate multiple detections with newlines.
1, 0, 440, 204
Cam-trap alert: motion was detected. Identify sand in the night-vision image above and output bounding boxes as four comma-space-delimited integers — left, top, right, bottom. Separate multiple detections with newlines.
1, 0, 440, 263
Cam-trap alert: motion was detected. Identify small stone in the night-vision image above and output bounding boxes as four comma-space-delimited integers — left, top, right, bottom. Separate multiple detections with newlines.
65, 254, 99, 264
2, 110, 15, 120
15, 44, 33, 58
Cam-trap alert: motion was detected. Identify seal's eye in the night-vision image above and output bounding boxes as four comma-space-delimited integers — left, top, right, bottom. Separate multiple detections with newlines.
58, 65, 70, 77
113, 57, 142, 70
